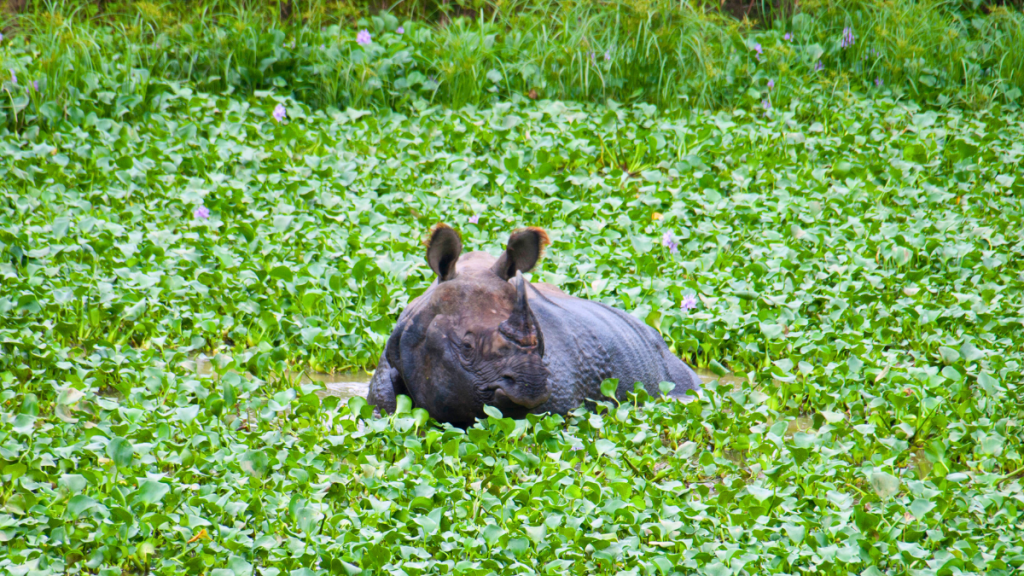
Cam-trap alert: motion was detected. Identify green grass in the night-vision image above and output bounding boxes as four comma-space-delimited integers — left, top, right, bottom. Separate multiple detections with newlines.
2, 0, 1023, 119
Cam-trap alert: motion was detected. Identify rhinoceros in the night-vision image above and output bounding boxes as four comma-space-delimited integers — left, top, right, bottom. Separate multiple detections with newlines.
367, 224, 702, 426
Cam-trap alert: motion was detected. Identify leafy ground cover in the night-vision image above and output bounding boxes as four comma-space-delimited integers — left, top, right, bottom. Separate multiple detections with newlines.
2, 14, 1024, 574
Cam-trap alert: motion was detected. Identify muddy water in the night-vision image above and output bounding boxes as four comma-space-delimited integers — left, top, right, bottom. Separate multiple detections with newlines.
183, 357, 742, 403
184, 355, 372, 401
693, 368, 745, 389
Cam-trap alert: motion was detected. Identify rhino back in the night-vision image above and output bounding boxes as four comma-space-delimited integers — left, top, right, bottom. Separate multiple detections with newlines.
527, 284, 701, 413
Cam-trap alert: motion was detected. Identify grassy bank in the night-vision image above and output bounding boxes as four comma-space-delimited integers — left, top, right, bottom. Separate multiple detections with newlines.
1, 0, 1023, 123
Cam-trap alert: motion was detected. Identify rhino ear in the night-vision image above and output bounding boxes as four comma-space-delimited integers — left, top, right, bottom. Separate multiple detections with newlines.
492, 227, 550, 280
425, 223, 462, 282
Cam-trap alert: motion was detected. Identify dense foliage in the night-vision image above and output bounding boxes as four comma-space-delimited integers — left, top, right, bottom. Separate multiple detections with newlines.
2, 0, 1024, 115
2, 3, 1024, 575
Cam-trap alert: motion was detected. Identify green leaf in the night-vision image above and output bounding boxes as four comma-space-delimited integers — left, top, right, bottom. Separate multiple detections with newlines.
600, 379, 619, 400
938, 346, 960, 364
106, 437, 134, 468
909, 499, 936, 520
594, 439, 617, 456
241, 450, 270, 478
785, 523, 805, 545
481, 524, 505, 544
273, 215, 295, 233
869, 471, 900, 499
978, 372, 1002, 396
67, 495, 100, 518
747, 485, 773, 502
395, 394, 412, 415
270, 265, 294, 283
133, 480, 170, 506
709, 360, 730, 377
630, 235, 654, 254
524, 524, 547, 543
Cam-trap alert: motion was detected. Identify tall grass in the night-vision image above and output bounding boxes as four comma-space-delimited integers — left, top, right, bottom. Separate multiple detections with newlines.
1, 0, 1022, 128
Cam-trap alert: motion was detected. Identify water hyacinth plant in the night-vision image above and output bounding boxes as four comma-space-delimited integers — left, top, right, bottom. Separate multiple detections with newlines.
2, 61, 1024, 576
662, 231, 678, 252
0, 2, 1023, 575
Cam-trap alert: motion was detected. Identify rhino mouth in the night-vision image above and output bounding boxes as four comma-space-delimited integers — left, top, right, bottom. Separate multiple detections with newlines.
481, 376, 550, 412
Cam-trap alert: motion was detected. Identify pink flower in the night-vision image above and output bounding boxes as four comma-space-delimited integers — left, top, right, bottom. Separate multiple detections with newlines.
193, 206, 210, 220
469, 215, 480, 224
396, 26, 404, 34
661, 231, 678, 253
681, 295, 698, 311
356, 29, 372, 46
840, 27, 855, 49
272, 103, 286, 122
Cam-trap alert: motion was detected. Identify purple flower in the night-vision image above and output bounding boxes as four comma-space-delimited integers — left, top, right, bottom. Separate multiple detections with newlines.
662, 231, 678, 253
815, 60, 824, 72
681, 295, 698, 311
193, 206, 210, 220
840, 27, 855, 49
272, 103, 286, 122
9, 69, 15, 85
762, 98, 771, 111
875, 77, 883, 87
784, 32, 792, 41
753, 43, 763, 55
604, 50, 611, 61
469, 214, 480, 224
32, 80, 38, 91
767, 79, 775, 89
356, 29, 372, 46
396, 26, 404, 34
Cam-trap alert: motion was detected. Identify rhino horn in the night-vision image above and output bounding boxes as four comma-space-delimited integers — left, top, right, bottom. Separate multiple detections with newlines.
499, 271, 544, 355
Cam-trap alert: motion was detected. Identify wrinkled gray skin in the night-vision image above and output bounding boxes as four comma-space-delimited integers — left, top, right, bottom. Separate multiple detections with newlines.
367, 225, 701, 427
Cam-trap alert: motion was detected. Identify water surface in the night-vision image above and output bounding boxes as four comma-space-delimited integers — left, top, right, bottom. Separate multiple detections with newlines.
183, 354, 372, 401
183, 356, 740, 402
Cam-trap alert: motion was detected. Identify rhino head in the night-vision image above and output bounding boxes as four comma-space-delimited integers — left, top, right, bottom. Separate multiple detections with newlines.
385, 225, 552, 426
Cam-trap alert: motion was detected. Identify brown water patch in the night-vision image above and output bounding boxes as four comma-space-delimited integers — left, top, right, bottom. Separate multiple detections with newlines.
179, 358, 737, 403
181, 354, 372, 401
907, 449, 933, 479
694, 368, 745, 389
786, 414, 815, 438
